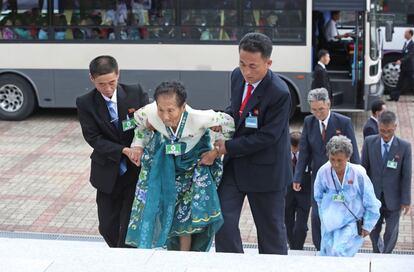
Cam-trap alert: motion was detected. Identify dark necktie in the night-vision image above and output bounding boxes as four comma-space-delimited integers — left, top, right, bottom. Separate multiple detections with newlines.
321, 122, 326, 142
292, 152, 297, 173
239, 84, 253, 116
383, 143, 389, 165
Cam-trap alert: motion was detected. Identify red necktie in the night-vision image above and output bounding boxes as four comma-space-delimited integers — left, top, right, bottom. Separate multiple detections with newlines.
239, 84, 253, 116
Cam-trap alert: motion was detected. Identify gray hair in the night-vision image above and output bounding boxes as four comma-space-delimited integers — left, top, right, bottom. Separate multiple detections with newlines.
378, 110, 397, 125
307, 88, 330, 104
326, 135, 353, 158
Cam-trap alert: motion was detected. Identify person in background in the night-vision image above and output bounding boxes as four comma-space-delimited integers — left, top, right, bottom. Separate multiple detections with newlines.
311, 49, 332, 100
361, 110, 412, 253
389, 29, 414, 101
362, 99, 386, 139
314, 135, 381, 257
285, 131, 311, 250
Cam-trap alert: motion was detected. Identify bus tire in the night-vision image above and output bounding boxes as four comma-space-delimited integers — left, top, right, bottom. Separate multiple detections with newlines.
381, 53, 401, 93
0, 74, 37, 121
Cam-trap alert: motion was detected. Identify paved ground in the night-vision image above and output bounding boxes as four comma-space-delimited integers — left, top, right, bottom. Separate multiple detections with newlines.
0, 95, 413, 251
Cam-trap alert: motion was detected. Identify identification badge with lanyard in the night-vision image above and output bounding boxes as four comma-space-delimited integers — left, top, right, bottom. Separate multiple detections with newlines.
245, 112, 258, 129
122, 114, 136, 131
165, 111, 188, 156
386, 159, 398, 169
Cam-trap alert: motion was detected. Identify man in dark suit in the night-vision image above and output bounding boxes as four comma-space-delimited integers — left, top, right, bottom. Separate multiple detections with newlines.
285, 131, 311, 250
214, 33, 291, 255
389, 29, 414, 101
361, 110, 412, 253
311, 49, 332, 99
363, 99, 386, 138
292, 88, 360, 251
76, 55, 149, 247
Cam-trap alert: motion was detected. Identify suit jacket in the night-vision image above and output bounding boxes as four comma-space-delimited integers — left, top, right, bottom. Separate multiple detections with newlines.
363, 117, 378, 139
293, 111, 360, 184
311, 64, 331, 97
361, 135, 412, 211
401, 39, 414, 72
76, 83, 149, 194
223, 68, 292, 192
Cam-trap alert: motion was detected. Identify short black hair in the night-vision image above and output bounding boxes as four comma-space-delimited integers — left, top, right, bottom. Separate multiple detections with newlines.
408, 29, 414, 37
317, 49, 329, 60
239, 32, 273, 59
89, 55, 118, 78
331, 11, 340, 17
370, 99, 385, 114
154, 81, 187, 107
290, 131, 302, 147
378, 110, 396, 125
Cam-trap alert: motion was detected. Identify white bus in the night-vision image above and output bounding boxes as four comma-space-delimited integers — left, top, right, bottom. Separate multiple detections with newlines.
0, 0, 384, 120
376, 0, 414, 91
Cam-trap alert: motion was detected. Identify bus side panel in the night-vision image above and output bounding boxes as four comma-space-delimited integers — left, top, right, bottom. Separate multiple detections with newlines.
180, 71, 230, 111
121, 70, 181, 102
277, 72, 313, 113
54, 69, 92, 107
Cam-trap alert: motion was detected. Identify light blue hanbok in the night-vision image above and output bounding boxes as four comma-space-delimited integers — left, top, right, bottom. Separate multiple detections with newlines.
314, 162, 381, 256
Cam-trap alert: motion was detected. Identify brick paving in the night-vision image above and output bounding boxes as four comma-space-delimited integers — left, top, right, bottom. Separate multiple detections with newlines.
0, 95, 413, 251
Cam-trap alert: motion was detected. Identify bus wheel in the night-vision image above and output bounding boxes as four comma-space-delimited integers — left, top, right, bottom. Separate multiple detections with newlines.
382, 54, 401, 92
0, 74, 37, 120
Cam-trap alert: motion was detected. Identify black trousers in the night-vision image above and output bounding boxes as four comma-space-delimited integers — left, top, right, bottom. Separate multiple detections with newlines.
96, 170, 137, 248
215, 164, 288, 255
390, 70, 414, 100
284, 187, 311, 250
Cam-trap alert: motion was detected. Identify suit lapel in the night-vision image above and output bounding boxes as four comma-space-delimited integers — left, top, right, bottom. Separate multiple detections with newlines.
232, 79, 244, 126
117, 85, 128, 135
236, 71, 270, 130
325, 112, 338, 140
386, 137, 400, 166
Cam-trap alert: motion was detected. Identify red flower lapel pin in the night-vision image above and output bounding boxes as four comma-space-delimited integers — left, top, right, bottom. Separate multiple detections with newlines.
128, 108, 136, 114
348, 179, 353, 185
253, 108, 259, 116
394, 154, 400, 161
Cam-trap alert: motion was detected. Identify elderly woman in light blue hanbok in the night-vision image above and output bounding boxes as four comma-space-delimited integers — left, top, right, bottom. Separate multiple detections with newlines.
314, 135, 381, 257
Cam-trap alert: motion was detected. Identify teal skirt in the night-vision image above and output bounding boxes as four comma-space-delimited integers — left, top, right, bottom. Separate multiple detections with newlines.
125, 131, 223, 251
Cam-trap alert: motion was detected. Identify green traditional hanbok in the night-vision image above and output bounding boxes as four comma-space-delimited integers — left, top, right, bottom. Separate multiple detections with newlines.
125, 102, 234, 251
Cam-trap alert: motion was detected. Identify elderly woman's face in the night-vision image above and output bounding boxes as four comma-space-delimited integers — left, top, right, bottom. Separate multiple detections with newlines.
329, 152, 349, 174
156, 94, 186, 128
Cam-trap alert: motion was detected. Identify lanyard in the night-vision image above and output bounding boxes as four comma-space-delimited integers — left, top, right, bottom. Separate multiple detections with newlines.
166, 111, 188, 143
330, 167, 359, 221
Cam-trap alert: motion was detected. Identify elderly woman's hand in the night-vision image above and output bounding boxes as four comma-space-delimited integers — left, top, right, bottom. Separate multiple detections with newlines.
361, 229, 370, 238
124, 147, 144, 166
198, 150, 218, 166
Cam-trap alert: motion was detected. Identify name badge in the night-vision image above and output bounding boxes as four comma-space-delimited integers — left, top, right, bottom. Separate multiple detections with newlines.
386, 160, 398, 169
332, 194, 345, 202
166, 143, 183, 156
245, 115, 258, 129
122, 118, 136, 131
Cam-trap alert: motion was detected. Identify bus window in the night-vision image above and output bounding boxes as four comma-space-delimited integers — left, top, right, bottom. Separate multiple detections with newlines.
242, 0, 306, 44
180, 0, 238, 41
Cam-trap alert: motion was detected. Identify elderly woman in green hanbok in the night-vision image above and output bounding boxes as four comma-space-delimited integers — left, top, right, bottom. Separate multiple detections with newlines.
125, 81, 234, 251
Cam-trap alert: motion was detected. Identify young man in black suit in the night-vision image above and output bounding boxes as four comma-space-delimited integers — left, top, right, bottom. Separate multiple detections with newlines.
389, 29, 414, 101
311, 49, 332, 100
214, 32, 291, 255
76, 55, 148, 247
363, 99, 386, 139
